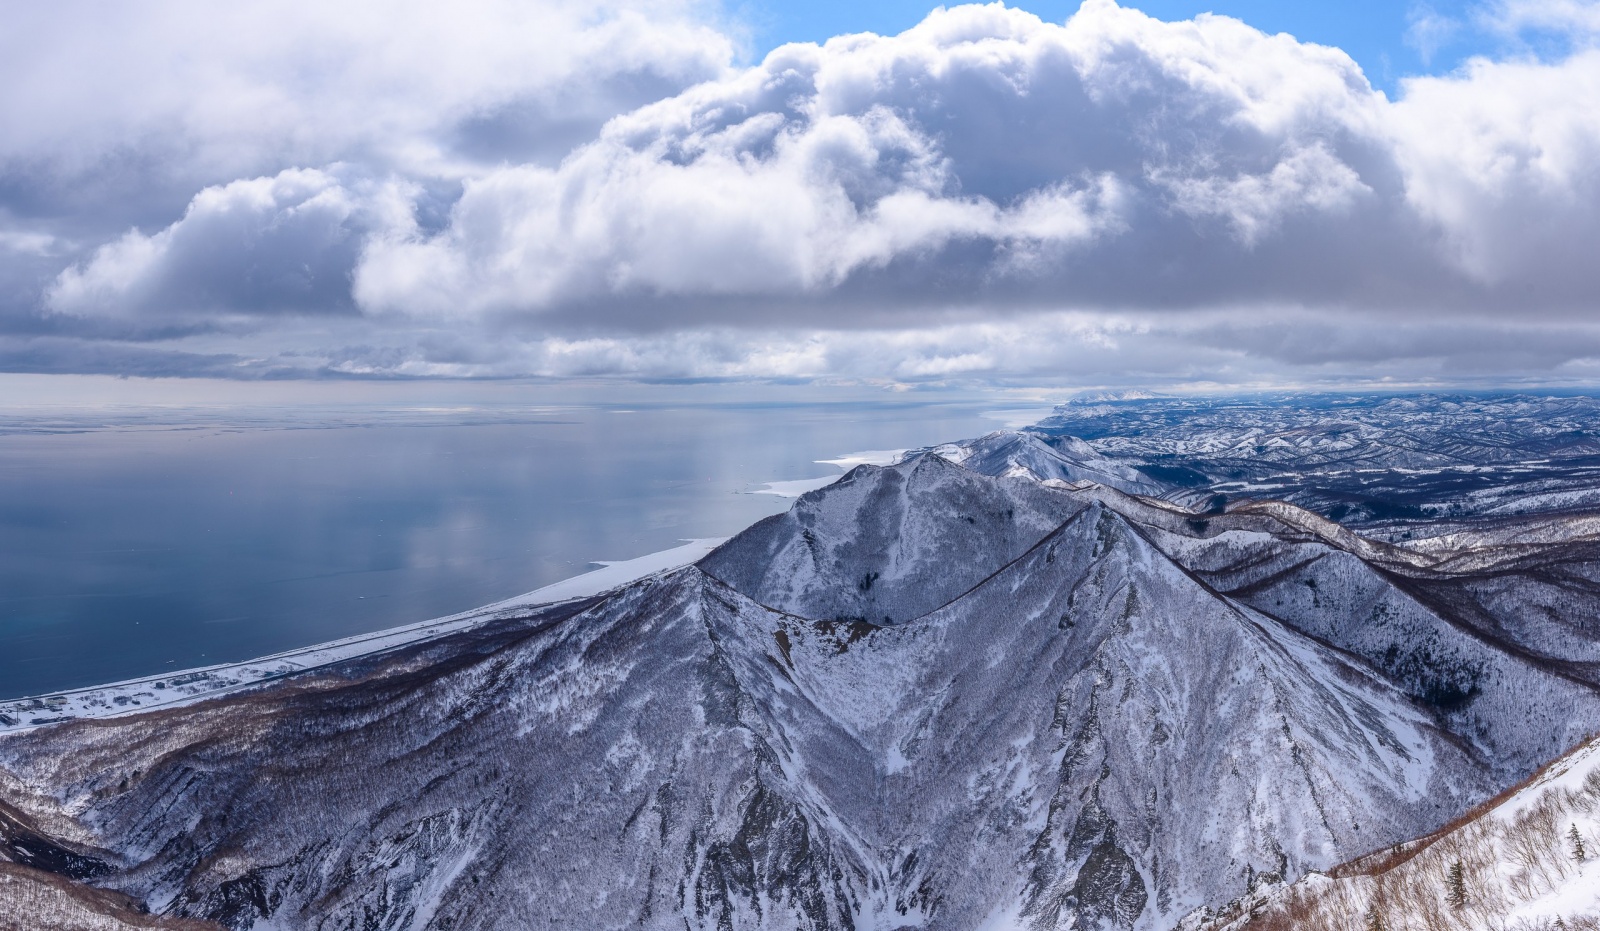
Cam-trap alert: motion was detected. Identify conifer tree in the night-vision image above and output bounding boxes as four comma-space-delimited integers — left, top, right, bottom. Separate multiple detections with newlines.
1570, 823, 1587, 862
1363, 901, 1387, 931
1444, 859, 1467, 910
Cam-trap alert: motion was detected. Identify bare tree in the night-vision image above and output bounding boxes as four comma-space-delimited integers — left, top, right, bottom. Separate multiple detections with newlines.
1445, 858, 1467, 911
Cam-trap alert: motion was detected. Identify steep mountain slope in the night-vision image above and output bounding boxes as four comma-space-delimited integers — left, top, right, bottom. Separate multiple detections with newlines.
1090, 494, 1600, 780
706, 478, 1502, 929
1180, 735, 1600, 931
2, 448, 1600, 930
0, 861, 221, 931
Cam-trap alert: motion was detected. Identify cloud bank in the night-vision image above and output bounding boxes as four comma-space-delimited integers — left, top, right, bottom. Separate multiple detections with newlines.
5, 0, 1600, 383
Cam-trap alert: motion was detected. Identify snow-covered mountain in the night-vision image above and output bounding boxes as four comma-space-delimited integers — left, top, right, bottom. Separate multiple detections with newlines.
1179, 734, 1600, 930
4, 398, 1600, 930
907, 432, 1166, 496
1027, 393, 1600, 531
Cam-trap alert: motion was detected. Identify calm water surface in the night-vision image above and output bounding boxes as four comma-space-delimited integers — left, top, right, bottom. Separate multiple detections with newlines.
0, 386, 1028, 698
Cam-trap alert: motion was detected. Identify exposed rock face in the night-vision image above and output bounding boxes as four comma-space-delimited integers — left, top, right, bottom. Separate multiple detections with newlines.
3, 440, 1600, 930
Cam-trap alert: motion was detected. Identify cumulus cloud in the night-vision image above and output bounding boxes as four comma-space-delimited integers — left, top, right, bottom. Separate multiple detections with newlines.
0, 0, 732, 238
338, 0, 1600, 326
354, 1, 1404, 323
1390, 49, 1600, 291
1157, 143, 1369, 246
49, 169, 365, 320
5, 0, 1600, 382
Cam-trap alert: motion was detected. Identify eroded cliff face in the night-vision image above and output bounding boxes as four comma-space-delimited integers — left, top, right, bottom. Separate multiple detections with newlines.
3, 443, 1600, 931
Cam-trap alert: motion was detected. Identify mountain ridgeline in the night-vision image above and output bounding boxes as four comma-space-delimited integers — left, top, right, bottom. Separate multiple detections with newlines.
4, 396, 1600, 930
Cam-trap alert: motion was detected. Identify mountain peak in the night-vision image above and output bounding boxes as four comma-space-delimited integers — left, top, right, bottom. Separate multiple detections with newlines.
6, 407, 1600, 930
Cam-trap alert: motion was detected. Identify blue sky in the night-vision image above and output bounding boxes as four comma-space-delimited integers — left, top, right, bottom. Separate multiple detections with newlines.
741, 0, 1505, 95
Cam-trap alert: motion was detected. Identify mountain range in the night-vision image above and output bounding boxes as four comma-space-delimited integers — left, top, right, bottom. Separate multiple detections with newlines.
3, 394, 1600, 930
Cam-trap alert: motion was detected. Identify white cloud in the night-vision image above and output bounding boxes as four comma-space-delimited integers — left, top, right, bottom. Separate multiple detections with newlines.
0, 229, 57, 257
1390, 49, 1600, 287
1479, 0, 1600, 38
48, 169, 364, 319
354, 1, 1390, 320
0, 0, 731, 169
1159, 143, 1370, 246
1406, 4, 1463, 65
0, 0, 733, 244
10, 0, 1600, 381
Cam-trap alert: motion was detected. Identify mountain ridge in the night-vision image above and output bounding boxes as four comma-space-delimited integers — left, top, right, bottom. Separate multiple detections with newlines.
4, 410, 1600, 929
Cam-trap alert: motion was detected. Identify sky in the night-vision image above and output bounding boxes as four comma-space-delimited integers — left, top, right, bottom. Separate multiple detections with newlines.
3, 0, 1600, 390
741, 0, 1509, 92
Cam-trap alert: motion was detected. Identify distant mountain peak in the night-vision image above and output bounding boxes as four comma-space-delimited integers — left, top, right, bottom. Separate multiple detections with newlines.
1060, 389, 1168, 405
908, 430, 1165, 496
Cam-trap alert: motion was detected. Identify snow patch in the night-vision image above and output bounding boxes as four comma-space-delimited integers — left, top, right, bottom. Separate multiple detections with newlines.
750, 449, 907, 496
751, 476, 839, 497
815, 449, 908, 469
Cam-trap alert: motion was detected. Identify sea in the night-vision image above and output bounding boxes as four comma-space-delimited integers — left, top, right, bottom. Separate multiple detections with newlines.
0, 379, 1047, 699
